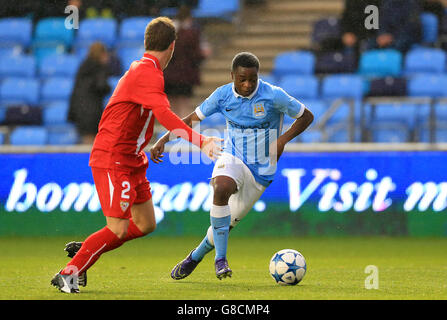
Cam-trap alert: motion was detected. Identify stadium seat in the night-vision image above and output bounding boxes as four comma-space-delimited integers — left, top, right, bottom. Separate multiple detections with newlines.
404, 48, 446, 74
75, 18, 117, 49
407, 74, 447, 97
10, 126, 48, 145
0, 132, 4, 145
259, 74, 277, 86
321, 75, 364, 100
311, 17, 340, 50
420, 13, 439, 44
118, 46, 145, 71
40, 77, 74, 104
370, 103, 419, 129
0, 18, 33, 47
298, 130, 323, 143
272, 51, 315, 77
193, 0, 240, 20
46, 124, 79, 145
278, 75, 319, 100
42, 101, 70, 125
368, 77, 407, 97
326, 126, 360, 143
39, 54, 82, 78
0, 55, 36, 78
0, 45, 23, 59
298, 99, 327, 123
32, 44, 66, 66
315, 50, 357, 74
358, 49, 402, 77
118, 17, 154, 48
0, 78, 40, 106
33, 17, 74, 47
371, 126, 409, 143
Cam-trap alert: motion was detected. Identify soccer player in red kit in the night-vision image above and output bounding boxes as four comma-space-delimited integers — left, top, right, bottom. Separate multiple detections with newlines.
51, 17, 222, 293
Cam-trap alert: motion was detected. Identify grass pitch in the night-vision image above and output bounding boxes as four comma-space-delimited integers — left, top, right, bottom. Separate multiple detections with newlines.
0, 236, 446, 300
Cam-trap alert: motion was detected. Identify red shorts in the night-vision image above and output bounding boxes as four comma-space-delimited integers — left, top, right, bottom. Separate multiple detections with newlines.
92, 165, 152, 219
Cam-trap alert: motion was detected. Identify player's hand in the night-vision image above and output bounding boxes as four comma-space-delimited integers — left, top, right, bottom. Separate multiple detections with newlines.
150, 140, 165, 164
200, 136, 224, 161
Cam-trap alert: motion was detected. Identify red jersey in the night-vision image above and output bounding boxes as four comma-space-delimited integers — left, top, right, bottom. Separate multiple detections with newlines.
89, 53, 203, 169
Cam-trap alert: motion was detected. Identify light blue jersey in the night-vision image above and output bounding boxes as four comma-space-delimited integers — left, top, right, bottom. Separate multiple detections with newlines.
195, 79, 305, 187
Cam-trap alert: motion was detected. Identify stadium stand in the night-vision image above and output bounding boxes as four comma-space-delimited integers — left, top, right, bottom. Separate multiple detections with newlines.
1, 0, 447, 145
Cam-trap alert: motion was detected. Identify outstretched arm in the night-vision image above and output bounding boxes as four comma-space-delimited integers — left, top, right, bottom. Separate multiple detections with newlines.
150, 111, 204, 163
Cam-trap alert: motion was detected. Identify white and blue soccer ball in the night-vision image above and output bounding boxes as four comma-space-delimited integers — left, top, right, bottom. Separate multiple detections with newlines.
269, 249, 307, 285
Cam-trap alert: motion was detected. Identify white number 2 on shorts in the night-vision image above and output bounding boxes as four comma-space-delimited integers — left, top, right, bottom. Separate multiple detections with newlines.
121, 181, 130, 199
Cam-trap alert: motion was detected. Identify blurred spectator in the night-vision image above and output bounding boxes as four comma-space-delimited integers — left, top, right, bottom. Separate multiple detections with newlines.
340, 0, 382, 53
371, 0, 422, 52
68, 42, 111, 144
163, 6, 210, 118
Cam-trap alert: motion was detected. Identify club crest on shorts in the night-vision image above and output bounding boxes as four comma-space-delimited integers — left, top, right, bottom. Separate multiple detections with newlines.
120, 200, 129, 212
253, 102, 265, 118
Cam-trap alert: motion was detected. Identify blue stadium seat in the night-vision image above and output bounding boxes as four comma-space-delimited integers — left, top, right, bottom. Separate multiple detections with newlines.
326, 126, 360, 143
41, 77, 74, 104
358, 49, 402, 77
0, 45, 23, 59
0, 18, 33, 47
33, 44, 66, 66
404, 48, 446, 74
33, 17, 74, 47
371, 126, 409, 143
371, 103, 419, 129
75, 18, 117, 49
420, 13, 439, 44
10, 126, 48, 145
0, 55, 36, 78
46, 124, 79, 145
193, 0, 240, 20
39, 54, 82, 78
43, 101, 70, 125
118, 46, 145, 71
321, 74, 364, 100
278, 75, 319, 100
299, 130, 323, 143
0, 132, 4, 145
259, 74, 277, 86
298, 99, 327, 122
407, 74, 447, 97
273, 51, 315, 77
118, 17, 154, 48
0, 78, 40, 106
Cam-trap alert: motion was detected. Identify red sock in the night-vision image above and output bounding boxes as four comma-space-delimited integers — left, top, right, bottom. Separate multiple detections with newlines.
123, 219, 145, 242
61, 221, 145, 276
61, 226, 123, 275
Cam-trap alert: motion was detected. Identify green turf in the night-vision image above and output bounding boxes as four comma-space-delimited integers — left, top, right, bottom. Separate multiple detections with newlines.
0, 236, 446, 300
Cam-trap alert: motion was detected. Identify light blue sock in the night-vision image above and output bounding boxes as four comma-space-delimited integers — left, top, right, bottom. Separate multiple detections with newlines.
191, 233, 214, 262
210, 205, 231, 261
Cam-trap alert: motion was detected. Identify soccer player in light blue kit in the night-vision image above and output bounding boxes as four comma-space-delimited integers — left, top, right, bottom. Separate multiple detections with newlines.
150, 52, 314, 280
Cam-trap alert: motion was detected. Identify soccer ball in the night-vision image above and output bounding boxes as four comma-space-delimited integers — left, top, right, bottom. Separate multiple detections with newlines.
269, 249, 306, 285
